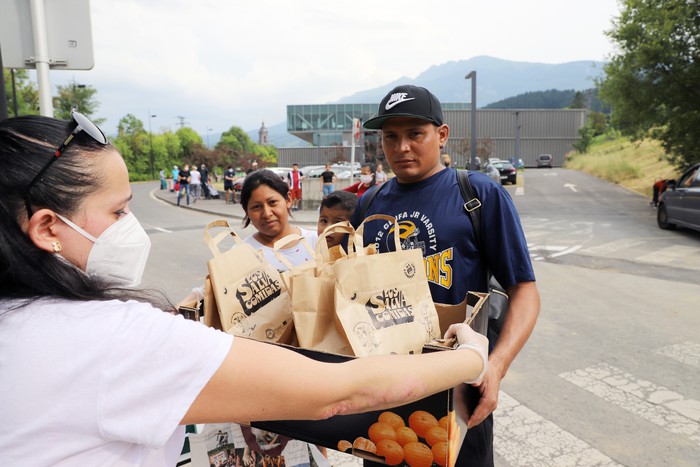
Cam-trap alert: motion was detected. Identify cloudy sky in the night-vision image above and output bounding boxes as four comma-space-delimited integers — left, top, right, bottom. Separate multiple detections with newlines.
44, 0, 621, 137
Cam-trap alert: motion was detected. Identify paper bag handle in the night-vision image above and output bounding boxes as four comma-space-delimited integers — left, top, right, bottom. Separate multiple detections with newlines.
203, 219, 243, 257
316, 221, 359, 264
272, 232, 316, 272
355, 214, 402, 253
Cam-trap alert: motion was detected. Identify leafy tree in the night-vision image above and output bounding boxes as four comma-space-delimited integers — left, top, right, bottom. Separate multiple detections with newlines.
176, 127, 204, 160
598, 0, 700, 168
215, 125, 273, 168
570, 91, 587, 109
53, 83, 102, 122
589, 111, 608, 136
485, 88, 611, 113
113, 114, 149, 180
573, 124, 595, 154
3, 69, 39, 117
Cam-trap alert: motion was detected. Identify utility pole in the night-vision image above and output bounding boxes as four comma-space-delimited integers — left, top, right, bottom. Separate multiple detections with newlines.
465, 71, 477, 170
176, 116, 189, 128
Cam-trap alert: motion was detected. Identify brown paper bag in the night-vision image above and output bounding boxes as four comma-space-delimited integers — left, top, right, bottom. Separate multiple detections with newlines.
272, 233, 317, 297
287, 222, 356, 355
202, 275, 223, 330
204, 220, 293, 343
333, 215, 441, 356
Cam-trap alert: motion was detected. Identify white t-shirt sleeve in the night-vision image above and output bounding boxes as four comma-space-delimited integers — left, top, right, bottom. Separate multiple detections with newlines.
98, 301, 233, 448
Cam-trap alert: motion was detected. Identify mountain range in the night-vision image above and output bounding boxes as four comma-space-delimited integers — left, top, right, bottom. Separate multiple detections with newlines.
244, 55, 606, 147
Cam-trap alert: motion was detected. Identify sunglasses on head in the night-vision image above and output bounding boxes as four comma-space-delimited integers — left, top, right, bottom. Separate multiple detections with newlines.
24, 110, 108, 217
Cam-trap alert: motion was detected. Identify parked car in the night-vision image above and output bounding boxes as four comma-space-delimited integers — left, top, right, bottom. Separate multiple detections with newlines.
657, 162, 700, 233
536, 154, 553, 168
492, 160, 517, 185
268, 167, 293, 179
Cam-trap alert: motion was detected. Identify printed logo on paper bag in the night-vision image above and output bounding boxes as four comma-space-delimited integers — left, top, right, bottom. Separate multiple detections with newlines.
235, 269, 282, 316
365, 287, 415, 329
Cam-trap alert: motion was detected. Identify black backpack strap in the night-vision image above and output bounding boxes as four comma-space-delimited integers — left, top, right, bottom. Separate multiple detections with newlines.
456, 169, 482, 249
358, 181, 387, 219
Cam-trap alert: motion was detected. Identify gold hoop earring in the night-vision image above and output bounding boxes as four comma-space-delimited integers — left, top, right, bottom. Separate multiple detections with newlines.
51, 241, 62, 253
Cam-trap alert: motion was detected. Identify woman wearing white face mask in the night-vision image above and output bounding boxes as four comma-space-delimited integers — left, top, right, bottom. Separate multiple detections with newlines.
0, 114, 488, 466
343, 163, 375, 197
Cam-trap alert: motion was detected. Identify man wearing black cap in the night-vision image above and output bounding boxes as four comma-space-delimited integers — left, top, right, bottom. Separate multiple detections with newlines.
352, 85, 540, 467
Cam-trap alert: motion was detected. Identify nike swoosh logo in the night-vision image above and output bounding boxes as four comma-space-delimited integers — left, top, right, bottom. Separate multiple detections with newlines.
385, 97, 415, 110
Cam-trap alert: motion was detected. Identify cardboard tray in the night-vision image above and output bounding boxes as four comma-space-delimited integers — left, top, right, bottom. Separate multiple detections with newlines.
251, 291, 488, 467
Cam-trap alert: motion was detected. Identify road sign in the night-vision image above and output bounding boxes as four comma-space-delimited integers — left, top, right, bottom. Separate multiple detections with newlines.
0, 0, 95, 70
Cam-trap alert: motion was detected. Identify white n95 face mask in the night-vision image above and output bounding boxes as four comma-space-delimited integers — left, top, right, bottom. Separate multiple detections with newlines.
360, 174, 373, 184
56, 212, 151, 287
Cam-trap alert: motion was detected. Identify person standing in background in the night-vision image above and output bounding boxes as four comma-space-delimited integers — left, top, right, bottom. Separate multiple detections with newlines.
189, 165, 201, 202
170, 165, 179, 192
320, 163, 336, 198
343, 164, 375, 197
159, 168, 167, 190
177, 164, 191, 206
224, 165, 237, 204
246, 161, 259, 175
374, 163, 388, 185
200, 164, 211, 199
287, 163, 304, 211
441, 153, 452, 168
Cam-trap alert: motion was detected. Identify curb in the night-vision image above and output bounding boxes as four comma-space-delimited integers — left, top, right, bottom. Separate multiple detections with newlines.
150, 188, 319, 229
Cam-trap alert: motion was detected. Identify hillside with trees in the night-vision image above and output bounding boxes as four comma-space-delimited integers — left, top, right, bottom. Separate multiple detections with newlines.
483, 88, 610, 113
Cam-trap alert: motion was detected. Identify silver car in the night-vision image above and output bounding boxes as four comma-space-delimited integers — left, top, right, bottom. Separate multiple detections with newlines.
657, 162, 700, 233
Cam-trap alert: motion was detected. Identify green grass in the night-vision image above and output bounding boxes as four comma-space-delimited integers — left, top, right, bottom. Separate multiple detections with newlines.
565, 135, 680, 198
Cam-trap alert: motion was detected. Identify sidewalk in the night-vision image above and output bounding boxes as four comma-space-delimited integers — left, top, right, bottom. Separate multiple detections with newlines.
153, 188, 320, 229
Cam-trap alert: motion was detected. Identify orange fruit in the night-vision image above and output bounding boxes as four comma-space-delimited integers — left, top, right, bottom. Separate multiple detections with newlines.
438, 413, 452, 430
408, 410, 439, 439
375, 439, 404, 466
395, 426, 419, 446
337, 440, 352, 452
378, 411, 405, 430
368, 421, 397, 444
432, 441, 449, 467
403, 441, 434, 467
424, 425, 448, 447
353, 437, 377, 453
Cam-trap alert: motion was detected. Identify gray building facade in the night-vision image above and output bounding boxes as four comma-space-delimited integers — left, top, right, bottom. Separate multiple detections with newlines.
278, 104, 585, 168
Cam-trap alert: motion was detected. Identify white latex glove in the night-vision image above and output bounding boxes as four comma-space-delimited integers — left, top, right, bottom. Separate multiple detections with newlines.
444, 323, 489, 384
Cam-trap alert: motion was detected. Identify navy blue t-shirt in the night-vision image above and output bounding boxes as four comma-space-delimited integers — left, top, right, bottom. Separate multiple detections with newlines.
350, 168, 535, 305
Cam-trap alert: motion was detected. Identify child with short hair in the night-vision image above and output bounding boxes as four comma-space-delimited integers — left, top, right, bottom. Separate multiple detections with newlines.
317, 190, 358, 248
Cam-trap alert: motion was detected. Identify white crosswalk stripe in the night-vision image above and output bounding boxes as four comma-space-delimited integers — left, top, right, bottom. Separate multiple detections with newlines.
579, 238, 647, 255
560, 363, 700, 446
635, 245, 700, 264
494, 392, 622, 466
653, 341, 700, 369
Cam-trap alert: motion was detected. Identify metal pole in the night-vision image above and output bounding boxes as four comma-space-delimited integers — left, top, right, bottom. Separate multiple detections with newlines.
514, 111, 521, 161
29, 0, 53, 116
148, 112, 156, 179
0, 44, 8, 120
465, 71, 477, 170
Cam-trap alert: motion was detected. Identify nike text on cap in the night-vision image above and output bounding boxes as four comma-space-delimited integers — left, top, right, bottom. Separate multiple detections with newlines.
363, 85, 443, 130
